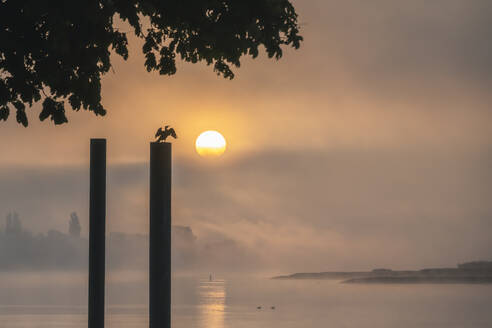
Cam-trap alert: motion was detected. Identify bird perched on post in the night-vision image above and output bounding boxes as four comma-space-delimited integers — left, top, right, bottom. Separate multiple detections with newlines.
155, 126, 177, 142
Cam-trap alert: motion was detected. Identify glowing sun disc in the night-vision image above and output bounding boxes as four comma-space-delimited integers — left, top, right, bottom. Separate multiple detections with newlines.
195, 131, 227, 157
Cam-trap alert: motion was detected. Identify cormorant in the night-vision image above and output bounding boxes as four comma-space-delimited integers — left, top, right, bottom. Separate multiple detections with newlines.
155, 126, 177, 142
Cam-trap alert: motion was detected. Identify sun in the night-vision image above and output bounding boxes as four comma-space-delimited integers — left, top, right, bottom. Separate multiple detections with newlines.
195, 131, 227, 157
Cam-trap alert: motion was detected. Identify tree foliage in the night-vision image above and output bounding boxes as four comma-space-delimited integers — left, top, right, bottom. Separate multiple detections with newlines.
0, 0, 302, 126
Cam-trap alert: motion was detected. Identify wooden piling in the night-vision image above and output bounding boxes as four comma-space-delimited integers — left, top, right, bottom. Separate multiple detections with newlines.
89, 139, 106, 328
149, 142, 172, 328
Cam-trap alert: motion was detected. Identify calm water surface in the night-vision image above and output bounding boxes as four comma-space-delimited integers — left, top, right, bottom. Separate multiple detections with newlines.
0, 276, 491, 328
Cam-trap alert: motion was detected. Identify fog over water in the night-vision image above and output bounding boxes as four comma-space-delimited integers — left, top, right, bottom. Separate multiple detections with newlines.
1, 148, 491, 274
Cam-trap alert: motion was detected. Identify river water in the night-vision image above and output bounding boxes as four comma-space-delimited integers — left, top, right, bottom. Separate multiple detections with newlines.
0, 274, 491, 328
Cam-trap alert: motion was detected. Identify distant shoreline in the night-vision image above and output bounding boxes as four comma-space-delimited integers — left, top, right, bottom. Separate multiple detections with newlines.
344, 276, 492, 284
272, 261, 492, 284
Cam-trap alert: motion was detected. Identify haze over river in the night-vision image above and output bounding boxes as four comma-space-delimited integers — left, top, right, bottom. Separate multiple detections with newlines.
0, 273, 491, 328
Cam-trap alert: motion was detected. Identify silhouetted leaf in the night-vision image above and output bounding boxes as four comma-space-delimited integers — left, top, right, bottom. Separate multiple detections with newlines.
40, 98, 68, 124
0, 106, 9, 121
16, 108, 28, 127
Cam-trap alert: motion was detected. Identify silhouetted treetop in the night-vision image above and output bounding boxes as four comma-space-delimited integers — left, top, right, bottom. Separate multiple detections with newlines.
0, 0, 302, 126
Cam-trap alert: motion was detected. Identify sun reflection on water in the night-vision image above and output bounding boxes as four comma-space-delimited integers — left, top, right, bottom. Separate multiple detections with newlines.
198, 279, 226, 328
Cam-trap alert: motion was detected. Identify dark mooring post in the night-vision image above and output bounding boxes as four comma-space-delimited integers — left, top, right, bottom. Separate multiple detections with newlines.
149, 142, 172, 328
89, 139, 106, 328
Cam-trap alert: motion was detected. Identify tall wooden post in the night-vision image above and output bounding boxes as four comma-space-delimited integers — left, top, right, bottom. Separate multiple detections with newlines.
149, 142, 172, 328
89, 139, 106, 328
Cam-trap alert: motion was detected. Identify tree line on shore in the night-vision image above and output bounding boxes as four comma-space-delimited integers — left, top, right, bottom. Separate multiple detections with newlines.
0, 212, 254, 272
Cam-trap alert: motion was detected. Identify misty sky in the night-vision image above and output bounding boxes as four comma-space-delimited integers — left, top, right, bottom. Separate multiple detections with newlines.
1, 0, 492, 273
